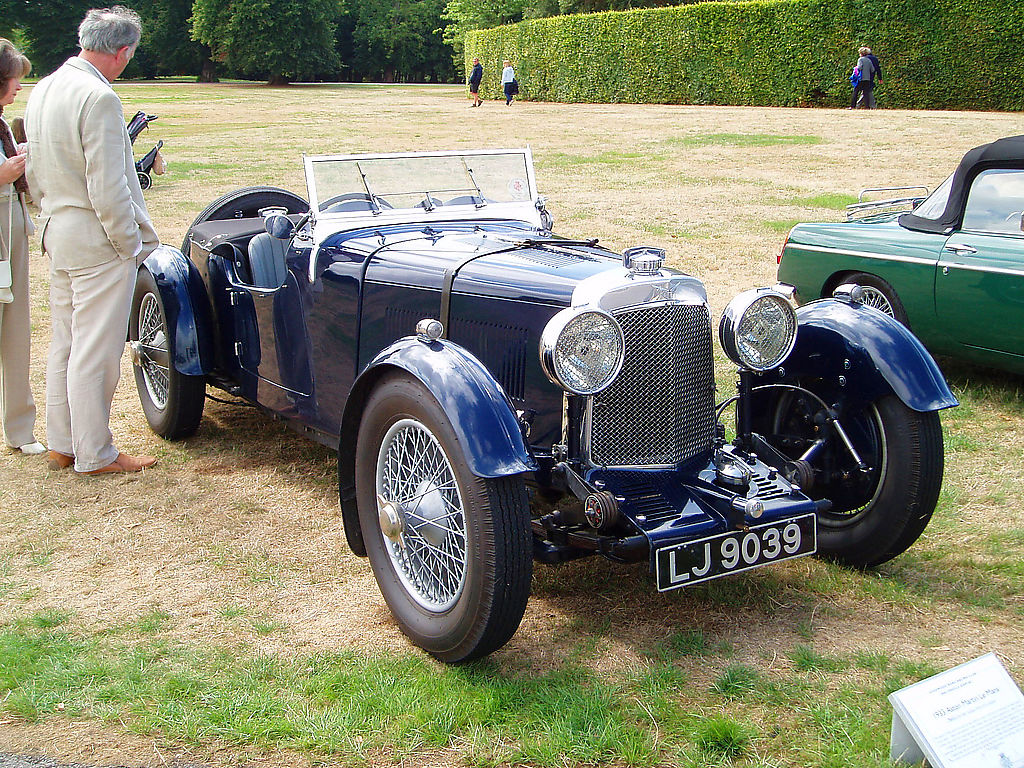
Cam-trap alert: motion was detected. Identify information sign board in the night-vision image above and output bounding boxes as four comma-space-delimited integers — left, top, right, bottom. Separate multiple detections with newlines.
889, 653, 1024, 767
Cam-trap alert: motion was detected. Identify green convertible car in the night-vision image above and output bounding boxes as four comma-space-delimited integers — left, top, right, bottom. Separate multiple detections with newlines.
777, 135, 1024, 375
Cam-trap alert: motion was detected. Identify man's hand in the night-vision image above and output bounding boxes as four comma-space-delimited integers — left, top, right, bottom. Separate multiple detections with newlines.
0, 154, 26, 185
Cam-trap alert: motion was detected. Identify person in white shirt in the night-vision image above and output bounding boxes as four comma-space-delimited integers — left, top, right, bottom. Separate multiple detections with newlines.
501, 59, 516, 105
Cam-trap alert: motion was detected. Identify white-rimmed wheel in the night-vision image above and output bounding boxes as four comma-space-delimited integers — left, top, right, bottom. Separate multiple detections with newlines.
355, 372, 531, 662
129, 268, 205, 439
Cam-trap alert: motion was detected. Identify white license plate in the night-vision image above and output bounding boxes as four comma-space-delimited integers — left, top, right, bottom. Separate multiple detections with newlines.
655, 514, 817, 591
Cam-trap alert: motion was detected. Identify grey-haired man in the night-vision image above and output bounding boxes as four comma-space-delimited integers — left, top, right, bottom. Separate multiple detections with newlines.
26, 6, 160, 474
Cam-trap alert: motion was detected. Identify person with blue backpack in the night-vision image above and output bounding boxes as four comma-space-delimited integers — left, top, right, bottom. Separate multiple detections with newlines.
849, 46, 876, 109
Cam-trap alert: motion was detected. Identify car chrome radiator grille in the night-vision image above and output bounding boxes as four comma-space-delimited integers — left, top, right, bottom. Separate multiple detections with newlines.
589, 303, 716, 467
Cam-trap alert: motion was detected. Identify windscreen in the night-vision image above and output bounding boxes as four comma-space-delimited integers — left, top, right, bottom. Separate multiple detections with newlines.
910, 173, 954, 221
307, 151, 534, 213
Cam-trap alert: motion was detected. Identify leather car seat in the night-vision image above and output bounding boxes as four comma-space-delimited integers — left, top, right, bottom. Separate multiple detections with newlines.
247, 232, 289, 289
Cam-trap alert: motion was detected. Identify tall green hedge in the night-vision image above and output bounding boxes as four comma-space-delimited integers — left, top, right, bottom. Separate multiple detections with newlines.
465, 0, 1024, 109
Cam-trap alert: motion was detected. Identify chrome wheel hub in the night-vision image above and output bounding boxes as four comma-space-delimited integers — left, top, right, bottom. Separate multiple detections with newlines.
377, 494, 404, 542
412, 479, 449, 548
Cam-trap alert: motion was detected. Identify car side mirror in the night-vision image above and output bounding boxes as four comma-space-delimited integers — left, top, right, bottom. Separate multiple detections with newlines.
265, 214, 295, 240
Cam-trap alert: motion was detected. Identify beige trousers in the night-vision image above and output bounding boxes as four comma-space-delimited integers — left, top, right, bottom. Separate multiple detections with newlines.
0, 193, 38, 448
46, 253, 137, 472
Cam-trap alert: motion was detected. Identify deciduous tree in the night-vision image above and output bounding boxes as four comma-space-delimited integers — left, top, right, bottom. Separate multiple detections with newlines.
191, 0, 343, 84
347, 0, 454, 82
131, 0, 217, 81
3, 0, 92, 76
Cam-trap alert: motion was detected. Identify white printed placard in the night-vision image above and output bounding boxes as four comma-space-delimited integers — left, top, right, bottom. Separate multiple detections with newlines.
889, 653, 1024, 767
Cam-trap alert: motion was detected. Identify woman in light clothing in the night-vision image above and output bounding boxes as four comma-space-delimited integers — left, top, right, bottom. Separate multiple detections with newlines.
501, 59, 516, 105
0, 39, 44, 456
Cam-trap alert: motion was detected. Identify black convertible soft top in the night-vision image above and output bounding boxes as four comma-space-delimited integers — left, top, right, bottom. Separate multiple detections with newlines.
900, 134, 1024, 234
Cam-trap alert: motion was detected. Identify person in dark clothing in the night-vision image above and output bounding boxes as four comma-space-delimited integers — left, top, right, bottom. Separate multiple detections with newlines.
468, 57, 483, 107
849, 46, 876, 109
861, 48, 882, 108
866, 50, 882, 83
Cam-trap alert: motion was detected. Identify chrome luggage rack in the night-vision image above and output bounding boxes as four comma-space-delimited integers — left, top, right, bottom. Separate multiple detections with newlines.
845, 186, 930, 221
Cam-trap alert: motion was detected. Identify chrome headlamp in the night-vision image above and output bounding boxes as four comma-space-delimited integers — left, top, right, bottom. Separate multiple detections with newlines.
719, 289, 797, 371
540, 308, 624, 395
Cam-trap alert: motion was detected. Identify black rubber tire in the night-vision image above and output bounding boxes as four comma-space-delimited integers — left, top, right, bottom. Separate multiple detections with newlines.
355, 372, 532, 662
138, 172, 151, 190
767, 390, 943, 568
181, 186, 308, 253
129, 268, 206, 440
842, 272, 909, 326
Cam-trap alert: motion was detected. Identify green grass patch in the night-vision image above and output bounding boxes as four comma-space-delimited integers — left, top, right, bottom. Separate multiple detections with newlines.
712, 663, 763, 698
667, 133, 823, 148
691, 568, 816, 611
0, 621, 961, 766
166, 160, 234, 175
134, 610, 172, 634
853, 650, 891, 672
636, 221, 698, 239
250, 616, 287, 636
30, 609, 72, 629
765, 219, 800, 233
787, 192, 859, 209
886, 546, 1024, 612
651, 629, 713, 660
789, 644, 847, 673
0, 626, 681, 764
541, 150, 653, 169
218, 604, 248, 620
27, 544, 55, 569
696, 715, 753, 758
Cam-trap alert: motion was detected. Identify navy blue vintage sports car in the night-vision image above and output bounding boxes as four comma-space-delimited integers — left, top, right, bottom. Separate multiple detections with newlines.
130, 149, 957, 661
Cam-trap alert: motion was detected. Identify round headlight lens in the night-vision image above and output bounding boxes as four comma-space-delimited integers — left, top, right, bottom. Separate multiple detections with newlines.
541, 309, 624, 395
719, 290, 797, 371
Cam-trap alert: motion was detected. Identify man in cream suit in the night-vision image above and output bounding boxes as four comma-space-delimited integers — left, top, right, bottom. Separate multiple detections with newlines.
26, 6, 160, 474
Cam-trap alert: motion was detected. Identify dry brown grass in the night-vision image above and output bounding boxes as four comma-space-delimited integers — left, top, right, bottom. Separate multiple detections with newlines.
2, 82, 1024, 763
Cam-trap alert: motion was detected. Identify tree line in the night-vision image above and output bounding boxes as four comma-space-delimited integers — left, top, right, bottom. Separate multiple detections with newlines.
0, 0, 700, 84
0, 0, 454, 84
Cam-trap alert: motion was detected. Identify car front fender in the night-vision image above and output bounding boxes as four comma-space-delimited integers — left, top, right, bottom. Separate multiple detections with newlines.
336, 336, 537, 557
776, 299, 958, 412
141, 245, 214, 376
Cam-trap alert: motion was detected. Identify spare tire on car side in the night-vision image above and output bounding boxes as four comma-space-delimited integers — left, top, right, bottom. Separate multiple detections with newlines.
181, 186, 309, 253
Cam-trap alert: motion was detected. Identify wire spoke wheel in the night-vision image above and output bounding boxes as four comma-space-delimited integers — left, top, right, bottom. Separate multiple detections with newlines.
858, 285, 895, 317
137, 293, 171, 410
376, 418, 468, 612
129, 268, 205, 440
355, 372, 532, 662
844, 272, 909, 325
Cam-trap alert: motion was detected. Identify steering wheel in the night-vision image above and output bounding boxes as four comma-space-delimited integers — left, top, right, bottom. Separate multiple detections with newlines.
321, 193, 392, 213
